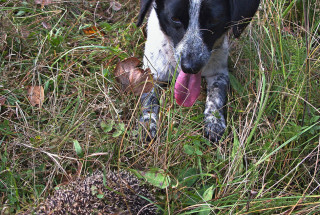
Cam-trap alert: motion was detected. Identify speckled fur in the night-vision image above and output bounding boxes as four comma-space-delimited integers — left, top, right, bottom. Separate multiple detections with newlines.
140, 1, 229, 142
19, 170, 157, 215
175, 0, 212, 69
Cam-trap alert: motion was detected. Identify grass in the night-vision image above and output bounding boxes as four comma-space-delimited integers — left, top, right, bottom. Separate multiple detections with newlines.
0, 0, 319, 214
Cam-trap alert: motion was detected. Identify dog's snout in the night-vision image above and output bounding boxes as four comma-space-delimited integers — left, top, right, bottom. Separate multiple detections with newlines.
181, 56, 203, 74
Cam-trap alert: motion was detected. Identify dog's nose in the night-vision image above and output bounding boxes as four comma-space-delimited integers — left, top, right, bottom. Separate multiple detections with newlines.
181, 58, 203, 74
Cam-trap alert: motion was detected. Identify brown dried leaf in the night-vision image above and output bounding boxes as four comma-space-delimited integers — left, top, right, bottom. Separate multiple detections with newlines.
83, 26, 105, 38
27, 86, 44, 107
114, 57, 153, 96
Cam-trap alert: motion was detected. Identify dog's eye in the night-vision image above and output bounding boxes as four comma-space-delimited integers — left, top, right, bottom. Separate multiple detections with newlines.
171, 16, 182, 25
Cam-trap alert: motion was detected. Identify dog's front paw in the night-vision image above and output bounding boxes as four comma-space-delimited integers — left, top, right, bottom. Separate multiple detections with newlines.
204, 118, 226, 142
139, 114, 158, 141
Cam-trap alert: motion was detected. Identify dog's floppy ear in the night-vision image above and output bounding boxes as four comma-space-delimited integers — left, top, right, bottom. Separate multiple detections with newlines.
229, 0, 260, 38
137, 0, 154, 27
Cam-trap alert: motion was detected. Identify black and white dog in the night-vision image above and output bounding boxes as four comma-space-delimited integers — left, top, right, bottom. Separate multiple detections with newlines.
137, 0, 260, 142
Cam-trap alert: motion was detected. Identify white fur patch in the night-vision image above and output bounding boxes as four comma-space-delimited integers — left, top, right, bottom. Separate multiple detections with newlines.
143, 8, 177, 82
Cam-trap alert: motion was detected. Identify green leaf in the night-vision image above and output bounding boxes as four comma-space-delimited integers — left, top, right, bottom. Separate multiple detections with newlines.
138, 169, 171, 189
6, 93, 19, 105
96, 194, 104, 199
0, 120, 13, 136
199, 186, 214, 215
44, 79, 54, 92
203, 185, 214, 201
118, 123, 125, 131
195, 149, 203, 156
183, 144, 194, 155
15, 10, 26, 16
178, 168, 198, 187
101, 120, 114, 133
112, 129, 123, 137
112, 123, 125, 137
100, 22, 113, 31
73, 140, 83, 157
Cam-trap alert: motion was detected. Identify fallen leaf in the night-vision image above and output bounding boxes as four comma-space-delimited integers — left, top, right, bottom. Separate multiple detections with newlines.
83, 26, 105, 38
110, 1, 122, 11
27, 86, 44, 107
114, 57, 153, 96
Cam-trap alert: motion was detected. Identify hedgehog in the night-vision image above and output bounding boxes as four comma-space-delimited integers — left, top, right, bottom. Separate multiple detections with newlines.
20, 170, 158, 215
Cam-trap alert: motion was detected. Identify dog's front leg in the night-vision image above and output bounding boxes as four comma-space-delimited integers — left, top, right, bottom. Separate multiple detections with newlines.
139, 87, 160, 140
204, 73, 229, 142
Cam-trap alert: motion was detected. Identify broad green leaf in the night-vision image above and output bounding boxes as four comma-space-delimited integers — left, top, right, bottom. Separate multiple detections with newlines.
183, 144, 194, 155
112, 123, 125, 137
112, 129, 123, 137
178, 168, 198, 187
101, 120, 114, 133
138, 169, 171, 189
73, 140, 83, 157
195, 149, 203, 156
199, 186, 214, 215
203, 186, 214, 201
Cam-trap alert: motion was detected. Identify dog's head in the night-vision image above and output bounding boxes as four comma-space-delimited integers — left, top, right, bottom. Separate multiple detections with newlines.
137, 0, 260, 74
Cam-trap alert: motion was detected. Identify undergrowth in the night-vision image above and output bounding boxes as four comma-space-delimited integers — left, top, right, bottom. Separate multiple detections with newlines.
0, 0, 319, 214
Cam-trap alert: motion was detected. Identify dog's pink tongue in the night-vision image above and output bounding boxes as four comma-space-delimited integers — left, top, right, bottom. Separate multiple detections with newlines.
174, 70, 201, 107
